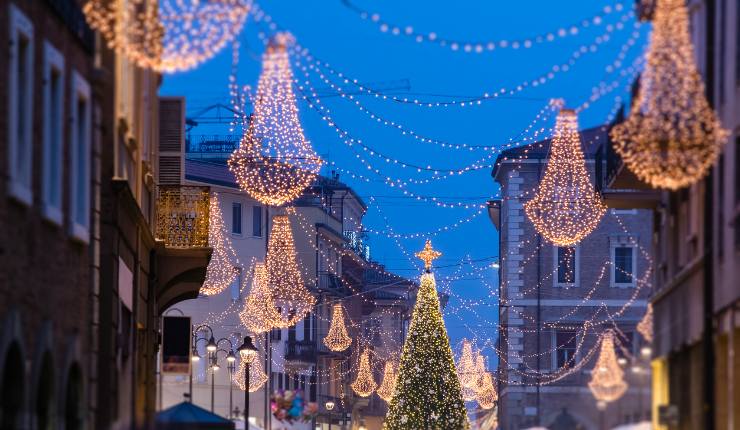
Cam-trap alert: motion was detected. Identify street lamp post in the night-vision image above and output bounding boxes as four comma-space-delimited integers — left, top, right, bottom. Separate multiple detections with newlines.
190, 324, 217, 403
324, 400, 335, 430
237, 336, 259, 430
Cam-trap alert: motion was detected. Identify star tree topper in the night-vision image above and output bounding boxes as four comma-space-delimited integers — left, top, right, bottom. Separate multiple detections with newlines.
416, 240, 442, 272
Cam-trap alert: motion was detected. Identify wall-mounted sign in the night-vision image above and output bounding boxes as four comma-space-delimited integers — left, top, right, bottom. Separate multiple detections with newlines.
162, 316, 191, 375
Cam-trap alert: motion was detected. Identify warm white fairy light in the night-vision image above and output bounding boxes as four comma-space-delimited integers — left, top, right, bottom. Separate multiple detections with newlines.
201, 194, 239, 296
228, 33, 322, 206
239, 262, 281, 334
524, 108, 606, 246
376, 360, 398, 403
83, 0, 250, 73
636, 303, 653, 343
323, 304, 352, 352
588, 331, 628, 403
233, 356, 268, 392
266, 215, 315, 328
609, 0, 728, 190
456, 339, 478, 389
351, 349, 377, 397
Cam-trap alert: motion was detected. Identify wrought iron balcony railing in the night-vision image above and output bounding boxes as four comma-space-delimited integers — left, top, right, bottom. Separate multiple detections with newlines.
155, 186, 210, 248
343, 230, 370, 260
285, 340, 317, 363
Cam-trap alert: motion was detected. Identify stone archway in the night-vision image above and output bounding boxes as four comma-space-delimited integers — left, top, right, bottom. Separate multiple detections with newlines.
1, 342, 25, 430
63, 364, 83, 430
35, 351, 55, 430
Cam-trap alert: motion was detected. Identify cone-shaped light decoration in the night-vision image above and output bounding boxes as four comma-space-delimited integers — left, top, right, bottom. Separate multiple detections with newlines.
376, 360, 398, 402
239, 262, 281, 334
384, 242, 468, 430
229, 33, 322, 206
637, 303, 654, 343
323, 304, 352, 352
456, 339, 477, 389
266, 215, 315, 328
471, 353, 487, 393
83, 0, 250, 73
610, 0, 728, 190
588, 331, 628, 403
351, 349, 377, 397
233, 356, 268, 392
201, 195, 239, 296
475, 372, 498, 410
524, 109, 607, 246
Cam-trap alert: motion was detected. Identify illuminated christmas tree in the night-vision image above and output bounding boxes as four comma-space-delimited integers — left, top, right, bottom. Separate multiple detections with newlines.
384, 241, 468, 430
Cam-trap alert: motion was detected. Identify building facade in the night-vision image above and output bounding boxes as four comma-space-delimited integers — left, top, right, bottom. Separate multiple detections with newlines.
490, 125, 653, 430
0, 1, 97, 428
606, 1, 740, 429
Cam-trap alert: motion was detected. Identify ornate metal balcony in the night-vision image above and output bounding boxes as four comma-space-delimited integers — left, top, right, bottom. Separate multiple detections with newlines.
155, 186, 210, 248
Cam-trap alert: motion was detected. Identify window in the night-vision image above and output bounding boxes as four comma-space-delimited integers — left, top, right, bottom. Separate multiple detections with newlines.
554, 246, 578, 286
69, 71, 91, 243
232, 202, 242, 235
252, 205, 262, 237
230, 268, 241, 302
8, 5, 34, 205
611, 237, 637, 287
42, 41, 65, 224
553, 329, 577, 369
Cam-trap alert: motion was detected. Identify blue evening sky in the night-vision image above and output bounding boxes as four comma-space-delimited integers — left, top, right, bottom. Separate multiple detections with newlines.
161, 0, 647, 361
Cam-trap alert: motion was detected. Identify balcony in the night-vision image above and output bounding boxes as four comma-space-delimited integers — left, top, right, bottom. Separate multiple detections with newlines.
597, 135, 660, 210
285, 340, 317, 370
154, 186, 211, 312
155, 186, 210, 248
343, 230, 371, 261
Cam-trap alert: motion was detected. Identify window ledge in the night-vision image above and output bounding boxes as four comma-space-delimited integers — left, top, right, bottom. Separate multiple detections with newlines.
42, 203, 63, 227
8, 182, 33, 207
69, 222, 90, 244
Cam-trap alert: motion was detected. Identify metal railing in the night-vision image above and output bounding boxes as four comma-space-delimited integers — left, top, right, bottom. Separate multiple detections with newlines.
285, 340, 317, 363
155, 186, 210, 248
343, 230, 370, 260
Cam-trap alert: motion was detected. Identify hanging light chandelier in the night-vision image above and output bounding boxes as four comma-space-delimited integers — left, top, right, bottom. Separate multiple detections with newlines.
83, 0, 251, 73
351, 349, 377, 397
475, 372, 498, 410
229, 33, 322, 207
456, 339, 478, 389
637, 303, 654, 343
201, 194, 239, 296
239, 262, 281, 334
233, 355, 268, 392
323, 304, 352, 352
588, 331, 628, 403
376, 360, 398, 402
524, 108, 607, 246
265, 215, 315, 328
610, 0, 728, 190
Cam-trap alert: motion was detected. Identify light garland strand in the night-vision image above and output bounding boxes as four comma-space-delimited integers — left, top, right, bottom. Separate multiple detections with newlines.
523, 108, 607, 246
323, 304, 353, 352
265, 215, 316, 328
609, 0, 729, 190
83, 0, 250, 73
228, 33, 322, 206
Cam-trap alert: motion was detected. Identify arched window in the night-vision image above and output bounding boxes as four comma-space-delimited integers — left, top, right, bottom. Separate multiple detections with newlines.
64, 364, 83, 430
1, 342, 24, 430
36, 352, 55, 430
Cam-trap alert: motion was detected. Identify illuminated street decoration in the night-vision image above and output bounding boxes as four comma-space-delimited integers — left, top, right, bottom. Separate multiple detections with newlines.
83, 0, 250, 73
229, 33, 322, 206
376, 360, 398, 402
351, 349, 377, 397
524, 109, 606, 246
456, 339, 477, 389
637, 303, 654, 343
610, 0, 728, 189
233, 356, 268, 392
588, 331, 628, 403
475, 372, 497, 410
323, 304, 352, 352
239, 263, 281, 334
266, 215, 315, 328
201, 195, 238, 296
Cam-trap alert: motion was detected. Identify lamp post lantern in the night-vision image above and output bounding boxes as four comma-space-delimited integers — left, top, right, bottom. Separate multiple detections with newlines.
324, 400, 335, 430
237, 336, 258, 430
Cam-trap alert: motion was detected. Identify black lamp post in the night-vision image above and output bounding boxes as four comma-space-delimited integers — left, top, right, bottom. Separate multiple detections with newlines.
190, 324, 216, 403
237, 336, 258, 430
324, 400, 335, 430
